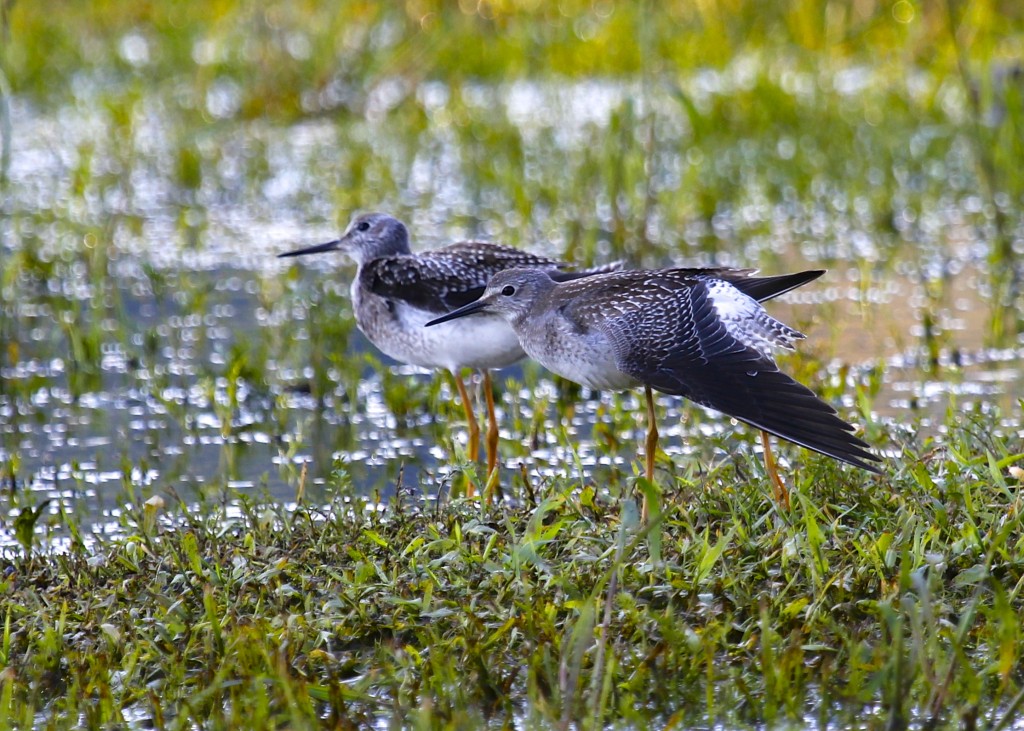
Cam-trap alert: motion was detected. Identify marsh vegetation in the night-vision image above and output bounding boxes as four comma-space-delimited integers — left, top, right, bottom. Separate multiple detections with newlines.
1, 1, 1024, 728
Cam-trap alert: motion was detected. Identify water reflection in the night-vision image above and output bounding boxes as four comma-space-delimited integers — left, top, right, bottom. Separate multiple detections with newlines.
2, 75, 1023, 547
2, 250, 1019, 541
2, 251, 1022, 547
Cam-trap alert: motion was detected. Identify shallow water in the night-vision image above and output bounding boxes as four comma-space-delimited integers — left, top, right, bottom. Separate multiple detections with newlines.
2, 72, 1023, 548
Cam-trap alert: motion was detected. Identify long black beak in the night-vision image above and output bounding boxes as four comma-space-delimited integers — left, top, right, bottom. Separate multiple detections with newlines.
277, 239, 341, 258
425, 300, 491, 327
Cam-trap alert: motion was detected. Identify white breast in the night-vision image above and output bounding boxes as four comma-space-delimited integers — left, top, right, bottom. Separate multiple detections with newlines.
353, 284, 525, 371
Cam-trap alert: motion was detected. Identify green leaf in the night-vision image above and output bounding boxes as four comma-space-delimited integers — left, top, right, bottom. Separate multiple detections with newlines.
13, 500, 51, 555
696, 526, 737, 585
182, 532, 204, 576
362, 530, 390, 548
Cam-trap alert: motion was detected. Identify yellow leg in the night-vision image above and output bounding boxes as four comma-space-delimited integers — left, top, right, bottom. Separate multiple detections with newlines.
452, 370, 479, 498
642, 385, 658, 523
760, 430, 790, 510
483, 370, 499, 488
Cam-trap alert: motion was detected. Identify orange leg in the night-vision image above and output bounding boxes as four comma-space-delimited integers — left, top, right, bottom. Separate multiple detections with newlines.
642, 385, 658, 523
760, 430, 790, 510
483, 370, 499, 484
452, 370, 479, 497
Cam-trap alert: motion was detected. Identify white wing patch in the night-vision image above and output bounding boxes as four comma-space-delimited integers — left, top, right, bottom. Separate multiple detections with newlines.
705, 279, 804, 355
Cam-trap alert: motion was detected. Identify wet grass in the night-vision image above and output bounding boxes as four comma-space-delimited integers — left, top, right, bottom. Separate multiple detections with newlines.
3, 406, 1024, 728
2, 0, 1024, 727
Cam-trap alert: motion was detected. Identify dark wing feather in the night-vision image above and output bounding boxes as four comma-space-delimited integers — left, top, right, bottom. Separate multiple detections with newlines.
601, 279, 880, 472
549, 260, 624, 283
362, 242, 564, 313
722, 269, 826, 303
554, 267, 824, 313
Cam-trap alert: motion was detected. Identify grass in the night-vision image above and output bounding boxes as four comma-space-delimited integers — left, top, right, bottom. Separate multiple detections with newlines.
2, 406, 1023, 728
2, 0, 1024, 727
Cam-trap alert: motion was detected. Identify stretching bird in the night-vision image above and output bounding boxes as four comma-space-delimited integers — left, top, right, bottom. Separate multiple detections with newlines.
427, 266, 881, 514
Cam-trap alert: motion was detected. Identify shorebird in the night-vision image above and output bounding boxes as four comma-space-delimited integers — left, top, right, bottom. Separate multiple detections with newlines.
279, 212, 618, 494
427, 267, 881, 515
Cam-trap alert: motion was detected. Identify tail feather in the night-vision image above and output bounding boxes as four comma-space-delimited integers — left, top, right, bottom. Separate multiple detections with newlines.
726, 270, 826, 303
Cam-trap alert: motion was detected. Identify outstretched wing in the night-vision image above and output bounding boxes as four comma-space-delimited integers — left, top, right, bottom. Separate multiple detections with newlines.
600, 274, 880, 472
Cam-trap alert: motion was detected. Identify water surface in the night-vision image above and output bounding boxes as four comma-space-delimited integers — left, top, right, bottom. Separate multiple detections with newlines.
2, 71, 1022, 548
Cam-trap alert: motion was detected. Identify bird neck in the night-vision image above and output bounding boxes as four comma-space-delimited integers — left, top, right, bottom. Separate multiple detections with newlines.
367, 238, 412, 263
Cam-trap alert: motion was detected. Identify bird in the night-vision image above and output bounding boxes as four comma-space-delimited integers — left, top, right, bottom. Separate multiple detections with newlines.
278, 212, 620, 495
426, 266, 881, 516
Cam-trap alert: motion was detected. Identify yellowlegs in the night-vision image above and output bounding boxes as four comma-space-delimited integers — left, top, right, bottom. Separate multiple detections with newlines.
427, 267, 881, 514
279, 212, 619, 492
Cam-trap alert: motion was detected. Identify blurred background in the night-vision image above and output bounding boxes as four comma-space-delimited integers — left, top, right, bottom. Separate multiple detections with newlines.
2, 0, 1023, 540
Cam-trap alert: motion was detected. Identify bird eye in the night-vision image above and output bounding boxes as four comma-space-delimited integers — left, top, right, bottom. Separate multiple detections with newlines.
355, 221, 371, 232
501, 285, 516, 296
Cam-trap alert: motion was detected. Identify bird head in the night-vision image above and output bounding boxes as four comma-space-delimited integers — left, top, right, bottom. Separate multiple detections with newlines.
426, 268, 556, 328
277, 212, 411, 264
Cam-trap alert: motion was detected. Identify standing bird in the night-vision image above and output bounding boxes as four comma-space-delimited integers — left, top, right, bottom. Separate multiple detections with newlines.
427, 267, 881, 515
279, 212, 619, 492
